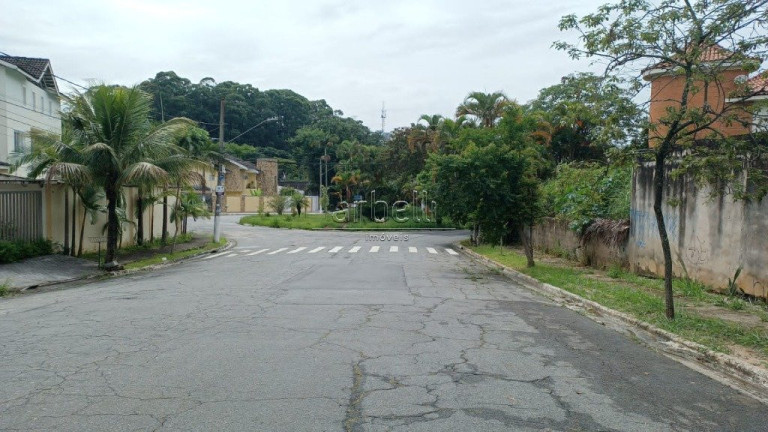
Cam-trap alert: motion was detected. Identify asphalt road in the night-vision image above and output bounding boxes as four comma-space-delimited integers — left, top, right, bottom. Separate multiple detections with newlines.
1, 215, 766, 431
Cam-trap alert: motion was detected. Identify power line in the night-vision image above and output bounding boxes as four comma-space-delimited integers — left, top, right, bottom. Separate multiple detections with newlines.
0, 111, 60, 130
53, 74, 88, 91
0, 95, 60, 120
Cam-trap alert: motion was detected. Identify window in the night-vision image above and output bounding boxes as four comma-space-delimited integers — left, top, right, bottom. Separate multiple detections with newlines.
13, 131, 26, 153
22, 87, 26, 105
40, 96, 44, 112
32, 92, 36, 110
49, 101, 53, 115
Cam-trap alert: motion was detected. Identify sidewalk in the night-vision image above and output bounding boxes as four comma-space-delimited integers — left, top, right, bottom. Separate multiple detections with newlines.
0, 235, 220, 292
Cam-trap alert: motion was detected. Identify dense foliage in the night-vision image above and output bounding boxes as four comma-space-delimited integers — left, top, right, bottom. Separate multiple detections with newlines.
540, 163, 631, 231
0, 239, 54, 264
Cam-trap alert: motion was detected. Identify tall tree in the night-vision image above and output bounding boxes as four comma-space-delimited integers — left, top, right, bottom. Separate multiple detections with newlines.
456, 91, 510, 128
65, 85, 196, 269
556, 0, 768, 319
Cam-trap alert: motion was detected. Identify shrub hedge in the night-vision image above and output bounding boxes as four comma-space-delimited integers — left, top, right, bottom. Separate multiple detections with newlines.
0, 239, 54, 264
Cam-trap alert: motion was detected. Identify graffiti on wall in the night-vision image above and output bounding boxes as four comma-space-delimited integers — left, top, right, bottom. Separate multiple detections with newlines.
629, 208, 679, 248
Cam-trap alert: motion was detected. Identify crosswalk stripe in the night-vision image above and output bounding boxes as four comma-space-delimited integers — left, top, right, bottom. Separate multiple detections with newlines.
409, 247, 417, 253
308, 247, 325, 253
202, 251, 230, 260
226, 253, 239, 257
329, 246, 343, 253
287, 247, 307, 254
445, 248, 459, 255
369, 246, 380, 253
267, 248, 289, 255
247, 248, 269, 256
390, 246, 398, 252
349, 246, 361, 253
427, 247, 437, 254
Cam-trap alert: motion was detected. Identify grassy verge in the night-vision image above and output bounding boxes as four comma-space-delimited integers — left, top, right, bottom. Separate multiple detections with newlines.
122, 237, 227, 270
468, 243, 768, 363
240, 213, 455, 230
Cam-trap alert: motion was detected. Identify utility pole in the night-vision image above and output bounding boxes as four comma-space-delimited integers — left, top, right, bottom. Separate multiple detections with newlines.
213, 99, 225, 242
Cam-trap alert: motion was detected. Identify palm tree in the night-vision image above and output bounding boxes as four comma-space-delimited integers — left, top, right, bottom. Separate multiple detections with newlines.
331, 171, 359, 202
456, 91, 510, 128
18, 126, 90, 256
65, 85, 196, 270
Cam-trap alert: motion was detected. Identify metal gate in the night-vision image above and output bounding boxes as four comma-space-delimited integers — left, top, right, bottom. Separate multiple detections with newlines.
0, 191, 43, 241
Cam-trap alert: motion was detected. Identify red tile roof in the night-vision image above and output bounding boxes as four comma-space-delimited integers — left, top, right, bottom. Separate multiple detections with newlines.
748, 73, 768, 95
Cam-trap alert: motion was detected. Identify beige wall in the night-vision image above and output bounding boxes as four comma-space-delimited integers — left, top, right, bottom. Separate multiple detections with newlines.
43, 184, 179, 254
628, 162, 767, 297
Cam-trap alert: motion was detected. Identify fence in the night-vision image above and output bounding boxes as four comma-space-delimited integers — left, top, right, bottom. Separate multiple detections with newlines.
0, 191, 43, 241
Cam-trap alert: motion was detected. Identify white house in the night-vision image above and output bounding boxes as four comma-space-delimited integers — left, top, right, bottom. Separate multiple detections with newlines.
0, 55, 61, 176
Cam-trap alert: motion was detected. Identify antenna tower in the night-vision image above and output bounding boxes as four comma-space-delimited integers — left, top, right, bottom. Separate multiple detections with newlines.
380, 101, 386, 133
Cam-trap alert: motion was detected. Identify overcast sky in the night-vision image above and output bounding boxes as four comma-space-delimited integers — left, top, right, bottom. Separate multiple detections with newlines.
1, 0, 607, 132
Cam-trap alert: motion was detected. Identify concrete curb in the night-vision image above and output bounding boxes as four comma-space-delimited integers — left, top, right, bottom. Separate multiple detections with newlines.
456, 243, 768, 404
11, 241, 235, 294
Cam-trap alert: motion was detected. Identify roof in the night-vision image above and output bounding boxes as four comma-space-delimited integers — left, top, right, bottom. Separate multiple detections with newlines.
224, 155, 260, 174
748, 73, 768, 95
642, 43, 761, 79
0, 173, 45, 184
0, 55, 59, 93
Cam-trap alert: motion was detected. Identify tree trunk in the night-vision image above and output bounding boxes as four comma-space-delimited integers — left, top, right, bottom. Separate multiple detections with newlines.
149, 201, 154, 243
78, 209, 87, 257
136, 188, 144, 246
104, 184, 121, 270
520, 224, 535, 267
162, 189, 168, 243
170, 184, 182, 253
653, 149, 675, 319
64, 188, 70, 255
471, 223, 480, 245
70, 187, 77, 256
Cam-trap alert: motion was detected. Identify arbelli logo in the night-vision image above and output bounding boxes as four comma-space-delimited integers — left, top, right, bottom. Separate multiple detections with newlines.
366, 234, 410, 242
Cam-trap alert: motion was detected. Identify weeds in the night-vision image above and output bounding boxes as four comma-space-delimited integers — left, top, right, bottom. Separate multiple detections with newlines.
727, 266, 744, 297
607, 265, 624, 279
0, 279, 9, 297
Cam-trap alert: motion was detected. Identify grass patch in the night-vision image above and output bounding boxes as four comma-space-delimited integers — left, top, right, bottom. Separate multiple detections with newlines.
123, 237, 226, 270
469, 244, 768, 358
240, 213, 455, 230
0, 279, 9, 297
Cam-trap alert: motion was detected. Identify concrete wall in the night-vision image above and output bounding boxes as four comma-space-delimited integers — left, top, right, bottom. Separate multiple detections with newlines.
628, 162, 768, 297
532, 217, 628, 269
42, 184, 178, 254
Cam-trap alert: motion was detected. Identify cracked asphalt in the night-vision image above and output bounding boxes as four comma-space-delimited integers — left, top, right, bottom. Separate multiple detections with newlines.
1, 215, 767, 431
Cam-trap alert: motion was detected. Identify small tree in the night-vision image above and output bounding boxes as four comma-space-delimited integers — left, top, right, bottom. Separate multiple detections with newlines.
556, 0, 768, 318
269, 194, 289, 215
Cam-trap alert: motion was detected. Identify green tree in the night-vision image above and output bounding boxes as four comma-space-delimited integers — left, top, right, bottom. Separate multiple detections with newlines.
456, 91, 510, 128
66, 85, 196, 269
556, 0, 768, 318
527, 72, 643, 163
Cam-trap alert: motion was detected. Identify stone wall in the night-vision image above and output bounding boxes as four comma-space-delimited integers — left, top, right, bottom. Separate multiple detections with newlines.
256, 159, 278, 195
628, 162, 768, 297
532, 217, 628, 269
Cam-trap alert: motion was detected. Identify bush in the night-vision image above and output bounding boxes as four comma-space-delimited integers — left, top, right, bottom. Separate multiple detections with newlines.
0, 238, 54, 264
540, 162, 631, 232
269, 195, 289, 215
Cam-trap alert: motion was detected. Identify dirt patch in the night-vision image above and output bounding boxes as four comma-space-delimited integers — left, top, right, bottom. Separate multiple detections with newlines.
115, 235, 212, 264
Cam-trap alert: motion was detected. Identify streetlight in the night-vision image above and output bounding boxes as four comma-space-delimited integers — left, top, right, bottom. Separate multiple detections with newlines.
213, 112, 280, 243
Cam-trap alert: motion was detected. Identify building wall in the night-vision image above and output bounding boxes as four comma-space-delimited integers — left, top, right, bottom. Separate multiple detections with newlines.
648, 69, 752, 147
0, 66, 61, 176
256, 159, 278, 195
628, 162, 768, 297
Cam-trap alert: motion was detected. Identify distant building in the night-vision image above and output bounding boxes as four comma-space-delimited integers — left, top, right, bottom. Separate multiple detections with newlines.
643, 44, 768, 147
0, 55, 61, 176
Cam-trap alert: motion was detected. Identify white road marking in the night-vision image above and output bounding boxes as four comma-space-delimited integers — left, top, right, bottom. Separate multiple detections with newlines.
409, 247, 417, 253
267, 248, 289, 255
247, 249, 269, 256
329, 246, 343, 253
445, 248, 459, 255
349, 246, 361, 253
240, 250, 251, 254
369, 246, 380, 253
226, 253, 239, 257
308, 247, 325, 253
202, 251, 230, 260
287, 247, 307, 254
390, 246, 398, 252
427, 247, 437, 254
